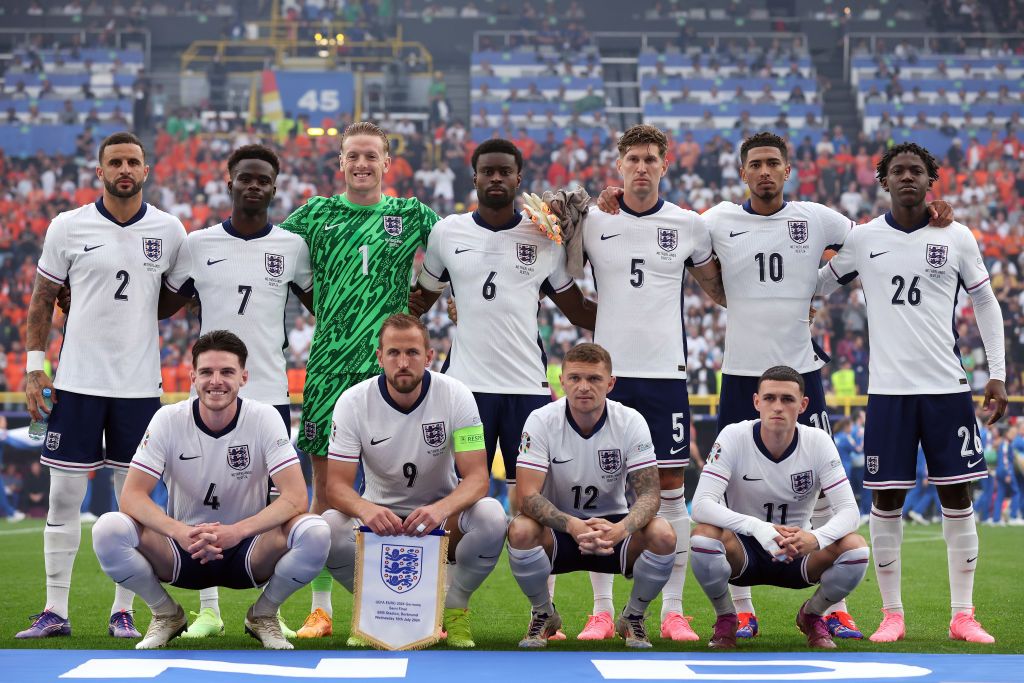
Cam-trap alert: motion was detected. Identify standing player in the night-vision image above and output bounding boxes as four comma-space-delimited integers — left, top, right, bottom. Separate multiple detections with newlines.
16, 132, 186, 640
322, 314, 507, 648
278, 122, 441, 638
582, 125, 725, 642
508, 342, 675, 649
90, 331, 329, 649
160, 144, 314, 638
689, 366, 868, 649
818, 142, 1007, 643
413, 138, 596, 507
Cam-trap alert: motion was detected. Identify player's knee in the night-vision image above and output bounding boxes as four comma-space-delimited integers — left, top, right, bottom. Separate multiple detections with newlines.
91, 512, 138, 561
289, 514, 331, 563
837, 532, 868, 553
322, 509, 355, 547
506, 515, 542, 549
691, 523, 723, 540
462, 497, 507, 536
658, 467, 685, 490
643, 517, 676, 555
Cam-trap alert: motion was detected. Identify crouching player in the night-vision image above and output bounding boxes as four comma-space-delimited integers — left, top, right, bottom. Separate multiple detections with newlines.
92, 331, 329, 649
690, 366, 869, 649
507, 343, 676, 648
322, 314, 507, 648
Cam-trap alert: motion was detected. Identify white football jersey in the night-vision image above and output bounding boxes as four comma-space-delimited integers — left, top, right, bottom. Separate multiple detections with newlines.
164, 220, 313, 404
584, 199, 713, 379
130, 398, 299, 525
701, 420, 847, 528
704, 200, 852, 375
516, 398, 656, 517
824, 215, 990, 394
327, 371, 483, 517
37, 200, 186, 397
418, 212, 572, 394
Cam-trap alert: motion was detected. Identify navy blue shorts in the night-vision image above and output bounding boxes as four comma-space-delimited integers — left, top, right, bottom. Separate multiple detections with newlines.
39, 390, 162, 472
168, 534, 261, 590
864, 393, 986, 490
474, 392, 551, 484
608, 377, 689, 468
273, 404, 291, 436
549, 513, 632, 576
730, 532, 814, 589
718, 370, 830, 435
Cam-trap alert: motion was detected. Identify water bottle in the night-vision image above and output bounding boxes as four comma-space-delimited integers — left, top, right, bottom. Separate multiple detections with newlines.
28, 388, 52, 440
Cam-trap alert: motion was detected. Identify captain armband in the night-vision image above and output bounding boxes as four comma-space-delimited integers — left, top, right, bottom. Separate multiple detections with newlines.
453, 424, 485, 452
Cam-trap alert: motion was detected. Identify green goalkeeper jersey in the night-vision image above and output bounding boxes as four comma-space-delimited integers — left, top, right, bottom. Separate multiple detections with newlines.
280, 193, 439, 375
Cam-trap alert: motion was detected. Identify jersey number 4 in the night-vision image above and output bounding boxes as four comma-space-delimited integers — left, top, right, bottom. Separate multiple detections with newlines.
203, 483, 220, 510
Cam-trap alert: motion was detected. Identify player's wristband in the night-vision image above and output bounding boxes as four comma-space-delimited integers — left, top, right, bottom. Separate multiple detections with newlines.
26, 351, 45, 373
453, 424, 485, 453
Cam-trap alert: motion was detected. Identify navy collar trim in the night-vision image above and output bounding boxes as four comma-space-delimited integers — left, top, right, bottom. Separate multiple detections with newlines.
96, 198, 147, 227
192, 397, 242, 439
378, 371, 431, 414
884, 210, 930, 234
742, 199, 788, 216
565, 400, 608, 439
618, 195, 664, 217
472, 210, 523, 232
223, 217, 273, 240
752, 420, 800, 463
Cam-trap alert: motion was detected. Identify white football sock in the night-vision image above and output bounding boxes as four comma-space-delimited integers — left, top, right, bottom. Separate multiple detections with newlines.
730, 584, 754, 614
109, 469, 135, 616
941, 505, 978, 617
199, 588, 221, 617
321, 509, 354, 601
45, 470, 88, 619
806, 547, 870, 615
547, 574, 556, 601
446, 498, 506, 609
590, 572, 615, 614
810, 495, 848, 614
507, 545, 553, 613
92, 512, 175, 616
658, 487, 690, 619
689, 535, 734, 617
253, 515, 330, 617
624, 550, 673, 618
870, 505, 904, 613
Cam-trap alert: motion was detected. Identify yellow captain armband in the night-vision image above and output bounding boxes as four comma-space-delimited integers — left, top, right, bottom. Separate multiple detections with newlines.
453, 424, 485, 452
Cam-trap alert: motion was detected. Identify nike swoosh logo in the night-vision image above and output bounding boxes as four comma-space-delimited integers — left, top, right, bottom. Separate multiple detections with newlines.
291, 577, 306, 584
45, 522, 65, 527
869, 251, 889, 259
552, 458, 573, 464
879, 560, 896, 568
324, 223, 343, 231
178, 453, 200, 460
638, 597, 650, 603
116, 574, 135, 584
206, 258, 227, 266
84, 244, 104, 252
967, 458, 983, 468
729, 231, 749, 237
477, 554, 500, 559
327, 563, 351, 570
669, 446, 687, 455
742, 475, 763, 481
454, 247, 474, 254
967, 556, 977, 563
370, 437, 391, 445
600, 233, 620, 240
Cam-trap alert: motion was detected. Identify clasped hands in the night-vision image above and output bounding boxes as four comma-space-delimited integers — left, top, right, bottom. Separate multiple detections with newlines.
179, 522, 244, 564
569, 517, 627, 556
766, 524, 819, 563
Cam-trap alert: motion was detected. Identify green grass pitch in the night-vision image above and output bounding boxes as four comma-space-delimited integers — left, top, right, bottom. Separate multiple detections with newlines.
1, 519, 1021, 653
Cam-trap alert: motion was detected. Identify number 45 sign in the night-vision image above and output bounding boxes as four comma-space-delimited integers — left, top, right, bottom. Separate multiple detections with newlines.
265, 71, 355, 118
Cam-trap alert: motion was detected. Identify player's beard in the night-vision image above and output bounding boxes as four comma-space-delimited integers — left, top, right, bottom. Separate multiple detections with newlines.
387, 371, 423, 395
477, 188, 513, 210
104, 177, 143, 199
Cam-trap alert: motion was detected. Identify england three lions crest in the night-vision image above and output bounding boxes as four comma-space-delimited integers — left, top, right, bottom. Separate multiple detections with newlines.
383, 215, 403, 236
788, 220, 809, 244
658, 228, 678, 252
265, 253, 284, 277
866, 455, 879, 475
599, 449, 622, 474
422, 421, 446, 448
45, 431, 61, 451
142, 237, 163, 262
926, 243, 948, 268
516, 243, 537, 265
381, 544, 422, 594
791, 469, 814, 495
227, 445, 250, 471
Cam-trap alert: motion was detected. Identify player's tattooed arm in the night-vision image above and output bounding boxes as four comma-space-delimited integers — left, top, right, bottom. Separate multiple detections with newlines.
25, 274, 63, 419
520, 492, 575, 533
689, 259, 727, 307
621, 465, 661, 533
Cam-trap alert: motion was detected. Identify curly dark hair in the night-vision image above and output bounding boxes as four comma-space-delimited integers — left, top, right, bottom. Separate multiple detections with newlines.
875, 142, 939, 184
617, 124, 668, 159
227, 144, 281, 177
740, 131, 788, 164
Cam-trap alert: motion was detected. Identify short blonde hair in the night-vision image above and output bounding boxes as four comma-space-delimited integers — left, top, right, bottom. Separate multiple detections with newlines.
564, 343, 612, 373
340, 121, 390, 155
